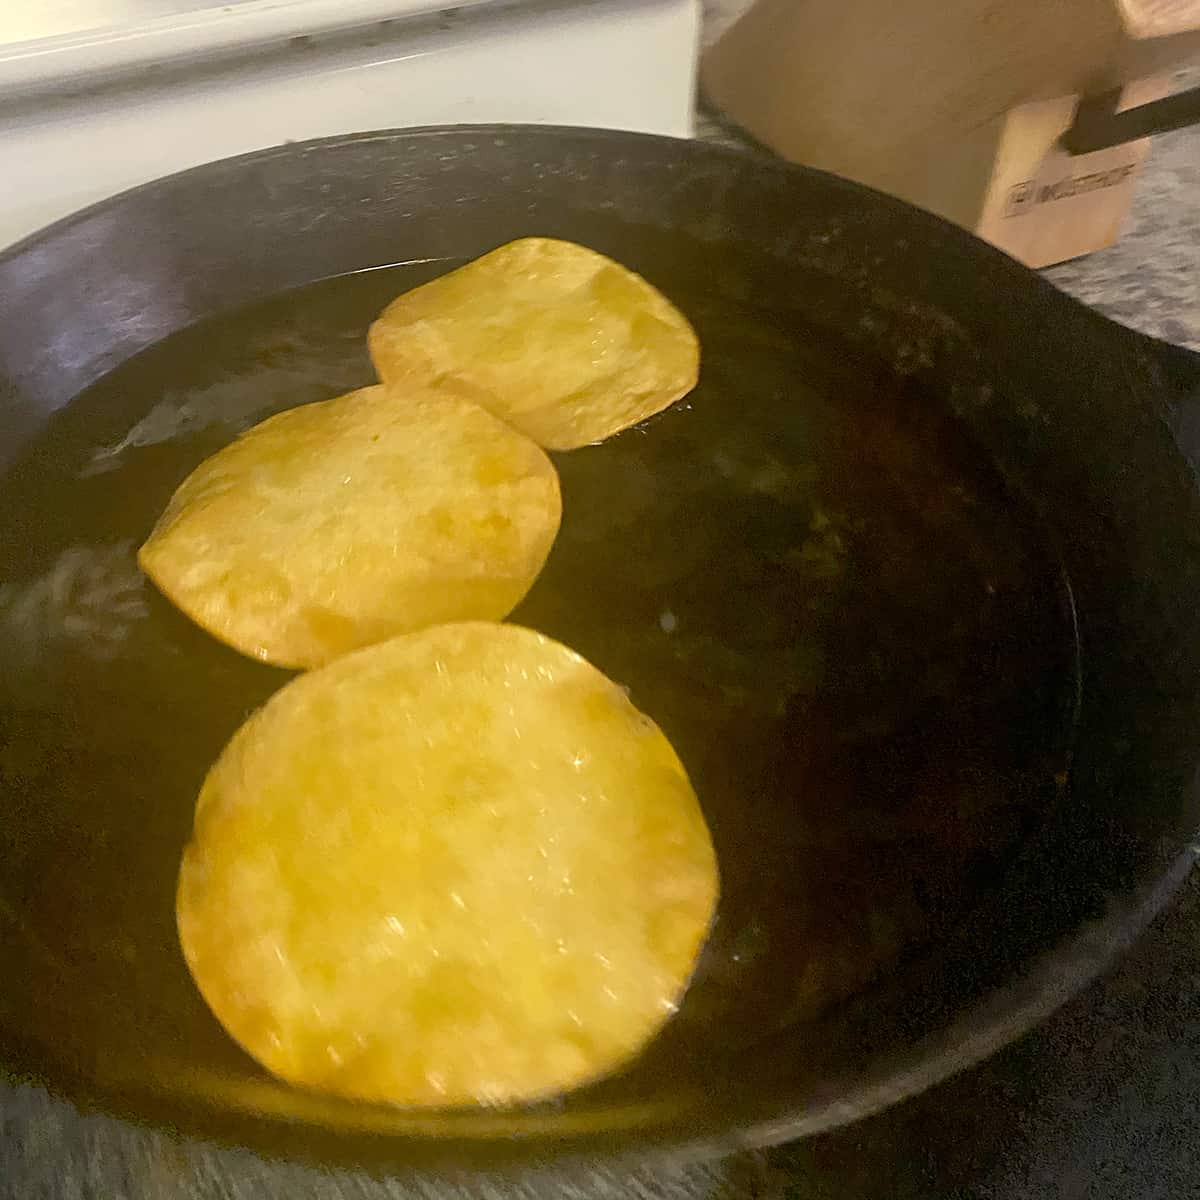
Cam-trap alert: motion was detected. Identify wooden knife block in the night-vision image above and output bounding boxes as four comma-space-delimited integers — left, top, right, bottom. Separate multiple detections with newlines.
702, 0, 1200, 266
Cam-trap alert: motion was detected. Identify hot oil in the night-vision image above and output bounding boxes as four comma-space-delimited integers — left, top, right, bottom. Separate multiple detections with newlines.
0, 262, 1077, 1098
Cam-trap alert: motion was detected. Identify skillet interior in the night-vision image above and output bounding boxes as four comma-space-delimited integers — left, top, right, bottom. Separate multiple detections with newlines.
0, 127, 1199, 1168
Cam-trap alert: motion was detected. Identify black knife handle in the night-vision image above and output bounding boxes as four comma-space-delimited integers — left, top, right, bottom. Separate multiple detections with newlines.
1060, 85, 1200, 155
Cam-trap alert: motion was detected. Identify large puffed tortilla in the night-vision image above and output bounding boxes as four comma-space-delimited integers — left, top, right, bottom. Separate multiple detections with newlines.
176, 622, 718, 1107
368, 238, 700, 451
138, 386, 561, 669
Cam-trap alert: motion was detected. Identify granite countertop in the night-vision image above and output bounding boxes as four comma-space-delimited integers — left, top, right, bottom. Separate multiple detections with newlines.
5, 5, 1200, 1199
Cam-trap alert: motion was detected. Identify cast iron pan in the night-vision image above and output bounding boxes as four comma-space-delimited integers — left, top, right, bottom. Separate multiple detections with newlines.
2, 126, 1200, 1172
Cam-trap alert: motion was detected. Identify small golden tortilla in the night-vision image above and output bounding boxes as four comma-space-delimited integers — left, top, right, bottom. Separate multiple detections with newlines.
368, 238, 700, 450
138, 386, 560, 669
177, 622, 718, 1107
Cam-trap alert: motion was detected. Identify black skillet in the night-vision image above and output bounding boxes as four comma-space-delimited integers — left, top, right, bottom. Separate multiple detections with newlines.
1, 126, 1200, 1172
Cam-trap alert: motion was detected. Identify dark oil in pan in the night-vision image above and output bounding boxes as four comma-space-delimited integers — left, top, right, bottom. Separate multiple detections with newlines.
0, 261, 1078, 1104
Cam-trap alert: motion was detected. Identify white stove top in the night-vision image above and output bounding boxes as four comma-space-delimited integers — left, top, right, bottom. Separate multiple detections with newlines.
0, 0, 700, 249
0, 1, 504, 87
2, 0, 261, 43
1, 1, 499, 48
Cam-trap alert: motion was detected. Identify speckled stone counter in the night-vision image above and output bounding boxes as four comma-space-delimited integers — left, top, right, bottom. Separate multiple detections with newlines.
5, 8, 1200, 1199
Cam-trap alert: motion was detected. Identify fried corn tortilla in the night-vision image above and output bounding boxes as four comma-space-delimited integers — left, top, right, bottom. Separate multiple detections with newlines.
138, 386, 560, 669
177, 622, 718, 1107
368, 238, 700, 450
